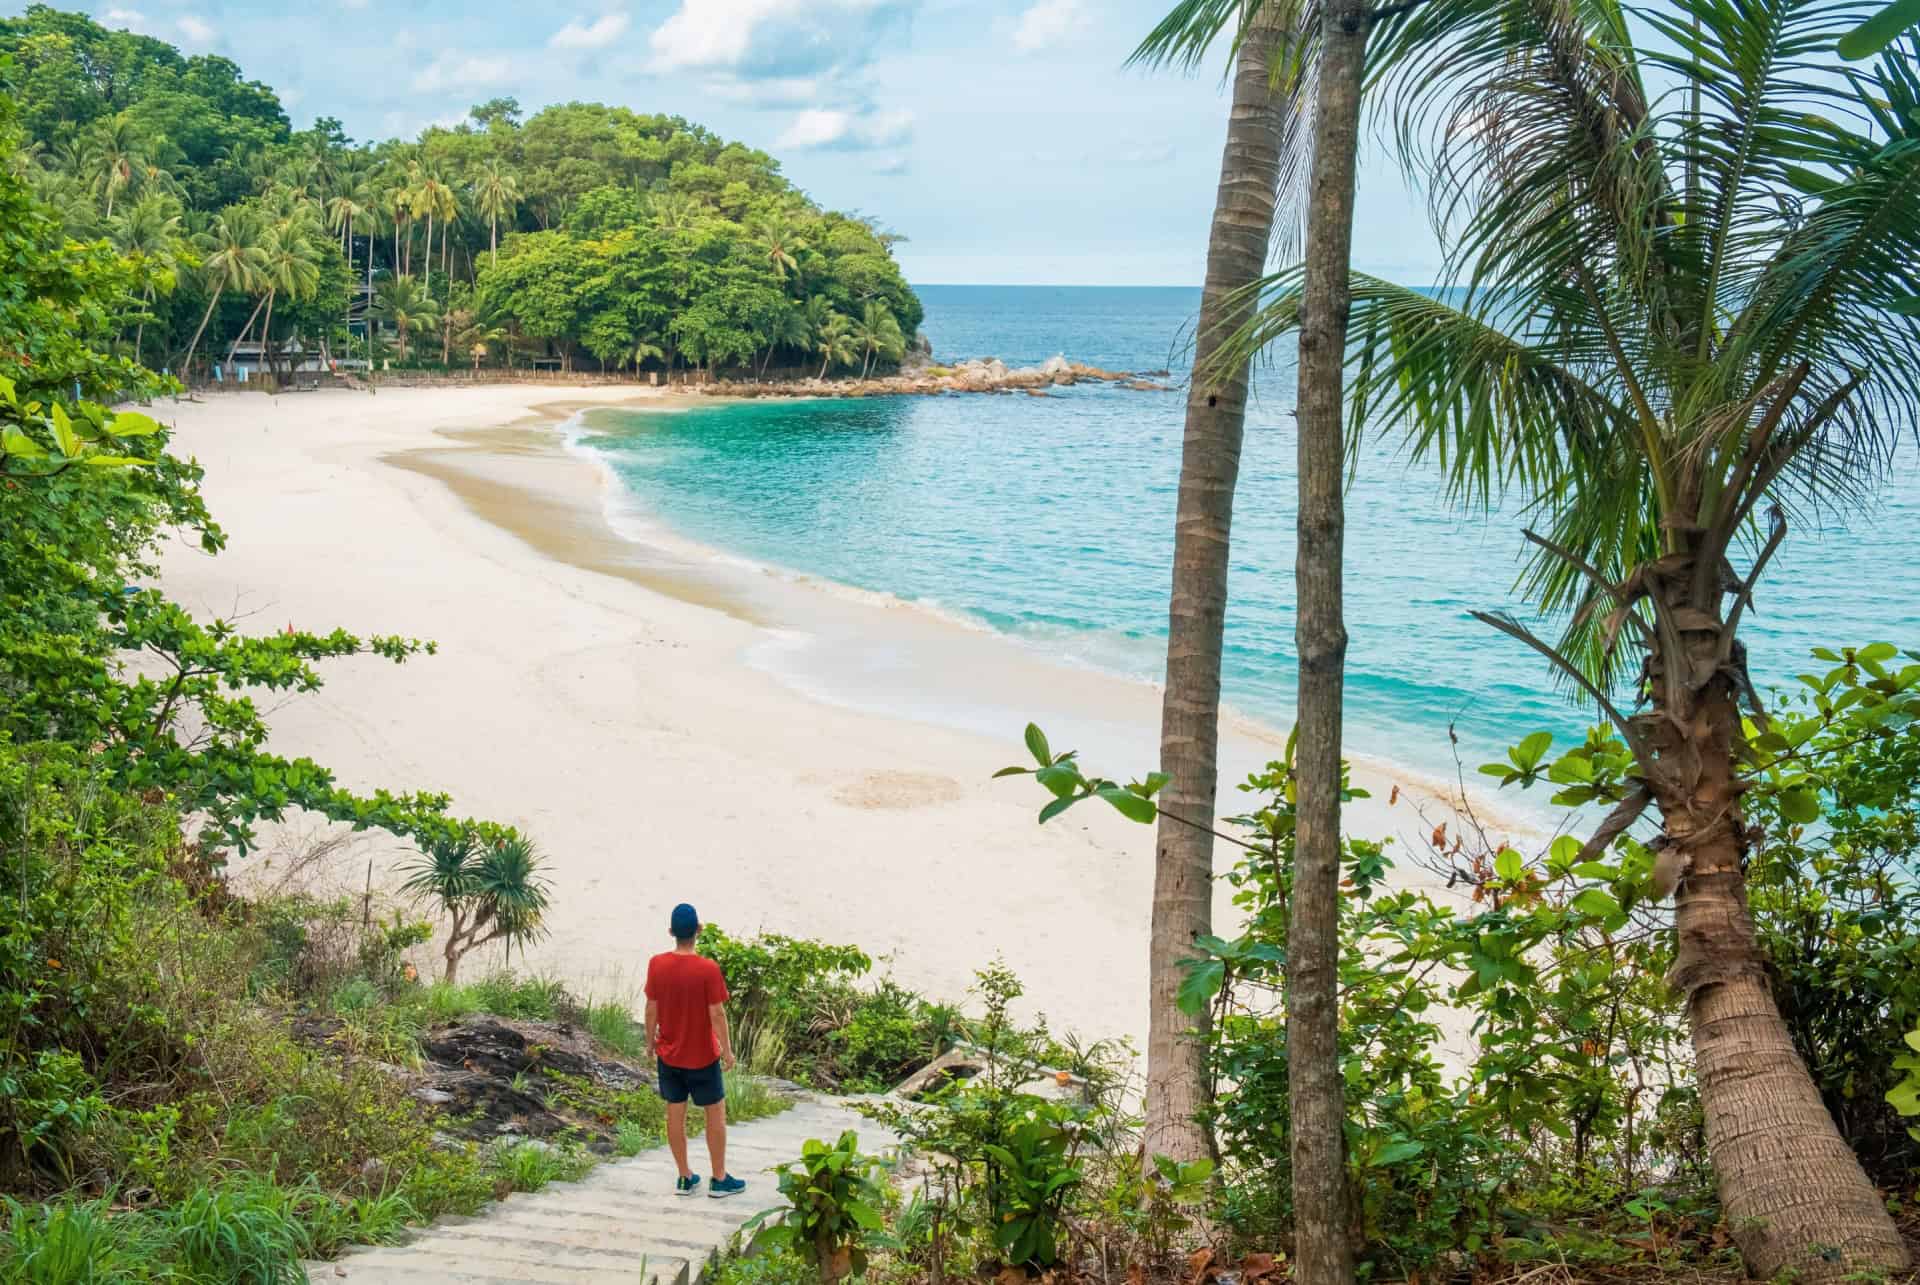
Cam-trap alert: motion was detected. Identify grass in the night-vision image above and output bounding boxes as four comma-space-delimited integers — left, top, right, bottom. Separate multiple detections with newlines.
488, 1140, 595, 1194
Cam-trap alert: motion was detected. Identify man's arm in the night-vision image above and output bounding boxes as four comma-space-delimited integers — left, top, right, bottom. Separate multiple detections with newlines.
644, 999, 659, 1055
710, 1003, 736, 1072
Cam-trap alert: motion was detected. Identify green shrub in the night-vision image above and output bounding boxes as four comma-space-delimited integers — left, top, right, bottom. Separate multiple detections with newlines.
488, 1140, 591, 1193
0, 1195, 168, 1283
160, 1180, 305, 1283
749, 1131, 889, 1284
582, 1000, 647, 1058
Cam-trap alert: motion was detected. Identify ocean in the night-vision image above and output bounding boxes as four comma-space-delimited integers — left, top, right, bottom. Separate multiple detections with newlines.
572, 284, 1920, 783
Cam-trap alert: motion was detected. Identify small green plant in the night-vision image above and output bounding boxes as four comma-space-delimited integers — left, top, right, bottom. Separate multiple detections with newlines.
488, 1140, 590, 1193
1889, 1027, 1920, 1140
615, 1120, 654, 1157
748, 1130, 889, 1283
401, 831, 553, 984
982, 1112, 1082, 1267
583, 1000, 647, 1058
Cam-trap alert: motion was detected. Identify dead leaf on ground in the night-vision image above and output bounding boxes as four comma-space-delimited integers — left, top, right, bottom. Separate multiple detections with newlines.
1187, 1247, 1216, 1285
1240, 1253, 1277, 1281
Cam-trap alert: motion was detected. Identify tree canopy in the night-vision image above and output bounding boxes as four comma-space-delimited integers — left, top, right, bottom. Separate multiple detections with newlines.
0, 6, 921, 381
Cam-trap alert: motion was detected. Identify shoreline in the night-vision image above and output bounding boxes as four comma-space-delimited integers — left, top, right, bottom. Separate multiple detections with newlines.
153, 384, 1537, 1054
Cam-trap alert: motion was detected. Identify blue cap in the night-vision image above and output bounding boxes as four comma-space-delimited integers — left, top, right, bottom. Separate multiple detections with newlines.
670, 903, 700, 939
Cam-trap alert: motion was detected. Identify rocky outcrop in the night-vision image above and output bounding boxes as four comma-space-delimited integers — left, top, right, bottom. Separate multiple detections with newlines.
693, 354, 1174, 400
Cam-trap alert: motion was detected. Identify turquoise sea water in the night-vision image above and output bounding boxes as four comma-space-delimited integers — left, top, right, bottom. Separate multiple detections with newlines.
576, 284, 1920, 780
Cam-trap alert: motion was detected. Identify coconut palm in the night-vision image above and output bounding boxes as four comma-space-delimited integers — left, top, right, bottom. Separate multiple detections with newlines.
85, 112, 149, 218
372, 274, 439, 364
413, 169, 457, 291
181, 206, 266, 377
851, 299, 905, 378
109, 192, 185, 366
756, 211, 807, 281
647, 191, 702, 235
1227, 0, 1920, 1273
1126, 0, 1308, 1168
758, 300, 812, 378
803, 298, 854, 378
253, 210, 325, 382
470, 159, 520, 268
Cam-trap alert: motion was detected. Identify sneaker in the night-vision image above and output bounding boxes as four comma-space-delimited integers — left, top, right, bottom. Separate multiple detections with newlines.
708, 1175, 746, 1199
675, 1175, 701, 1197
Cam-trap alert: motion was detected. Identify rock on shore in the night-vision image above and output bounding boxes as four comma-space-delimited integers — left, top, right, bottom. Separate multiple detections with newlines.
692, 353, 1173, 400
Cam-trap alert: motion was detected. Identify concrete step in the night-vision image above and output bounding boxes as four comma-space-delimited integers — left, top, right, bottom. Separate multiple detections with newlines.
306, 1092, 889, 1284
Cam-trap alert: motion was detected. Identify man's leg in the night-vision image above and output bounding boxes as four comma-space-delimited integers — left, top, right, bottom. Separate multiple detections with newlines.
703, 1102, 727, 1180
667, 1101, 693, 1179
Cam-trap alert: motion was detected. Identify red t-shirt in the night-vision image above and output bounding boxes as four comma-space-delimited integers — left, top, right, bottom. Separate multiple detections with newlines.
645, 952, 730, 1069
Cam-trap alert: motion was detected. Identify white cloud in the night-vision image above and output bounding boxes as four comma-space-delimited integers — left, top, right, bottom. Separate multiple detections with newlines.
103, 7, 150, 30
176, 14, 215, 42
777, 108, 854, 148
549, 12, 631, 49
776, 105, 913, 150
1010, 0, 1084, 52
703, 75, 824, 108
411, 53, 512, 93
649, 0, 914, 77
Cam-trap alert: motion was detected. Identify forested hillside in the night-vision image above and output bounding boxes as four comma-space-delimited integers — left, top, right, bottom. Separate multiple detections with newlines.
0, 4, 921, 381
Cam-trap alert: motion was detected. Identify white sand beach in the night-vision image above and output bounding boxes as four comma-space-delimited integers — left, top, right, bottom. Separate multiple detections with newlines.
154, 384, 1527, 1050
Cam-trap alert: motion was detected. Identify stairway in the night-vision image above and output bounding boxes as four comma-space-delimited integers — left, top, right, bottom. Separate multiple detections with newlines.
307, 1095, 896, 1285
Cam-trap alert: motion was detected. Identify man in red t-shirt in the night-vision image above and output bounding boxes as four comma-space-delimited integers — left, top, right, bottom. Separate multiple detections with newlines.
644, 903, 743, 1197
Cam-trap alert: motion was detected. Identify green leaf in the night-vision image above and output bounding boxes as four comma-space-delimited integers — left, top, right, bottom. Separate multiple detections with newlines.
50, 404, 80, 458
1547, 835, 1582, 873
992, 766, 1031, 778
1905, 1029, 1920, 1054
1025, 723, 1052, 767
1571, 889, 1621, 920
0, 374, 15, 405
1370, 1139, 1426, 1166
1176, 958, 1226, 1017
1096, 786, 1156, 824
1839, 0, 1920, 59
1513, 731, 1554, 770
79, 455, 148, 468
1887, 295, 1920, 317
2, 426, 49, 459
1494, 848, 1524, 882
106, 410, 162, 437
1037, 796, 1076, 825
1034, 764, 1080, 799
1780, 787, 1821, 824
845, 1201, 884, 1230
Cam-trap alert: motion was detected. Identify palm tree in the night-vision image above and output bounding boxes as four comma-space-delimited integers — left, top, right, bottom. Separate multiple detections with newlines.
471, 159, 520, 268
1229, 0, 1919, 1273
414, 169, 457, 292
756, 211, 807, 281
372, 274, 439, 364
758, 301, 812, 378
1127, 0, 1305, 1168
182, 207, 265, 377
254, 210, 325, 383
327, 174, 375, 269
109, 192, 185, 366
86, 112, 148, 219
647, 191, 702, 235
851, 299, 905, 378
805, 298, 855, 379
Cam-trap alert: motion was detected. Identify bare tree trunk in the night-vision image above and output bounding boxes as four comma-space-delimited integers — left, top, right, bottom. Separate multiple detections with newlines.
259, 291, 276, 387
1651, 588, 1908, 1280
1143, 3, 1291, 1167
1287, 2, 1366, 1282
179, 281, 223, 376
225, 293, 269, 370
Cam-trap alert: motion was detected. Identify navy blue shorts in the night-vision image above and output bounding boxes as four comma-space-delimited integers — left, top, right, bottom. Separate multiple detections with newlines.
658, 1058, 725, 1107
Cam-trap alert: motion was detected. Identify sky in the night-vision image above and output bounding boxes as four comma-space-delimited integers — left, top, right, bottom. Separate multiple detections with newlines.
27, 0, 1448, 286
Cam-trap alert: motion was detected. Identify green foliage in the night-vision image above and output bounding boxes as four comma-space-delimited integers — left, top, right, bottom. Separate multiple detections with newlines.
487, 1139, 592, 1194
749, 1131, 890, 1283
400, 831, 552, 983
995, 722, 1169, 826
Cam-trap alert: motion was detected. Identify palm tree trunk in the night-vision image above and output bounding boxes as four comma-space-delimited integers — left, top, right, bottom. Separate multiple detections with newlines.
394, 220, 402, 275
424, 214, 434, 291
226, 293, 269, 369
1288, 0, 1367, 1278
259, 291, 277, 387
180, 281, 224, 377
134, 285, 150, 366
490, 213, 498, 267
1649, 592, 1908, 1279
819, 349, 831, 380
1142, 1, 1291, 1168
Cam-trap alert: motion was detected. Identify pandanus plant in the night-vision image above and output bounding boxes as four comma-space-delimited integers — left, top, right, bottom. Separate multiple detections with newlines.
402, 829, 552, 983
